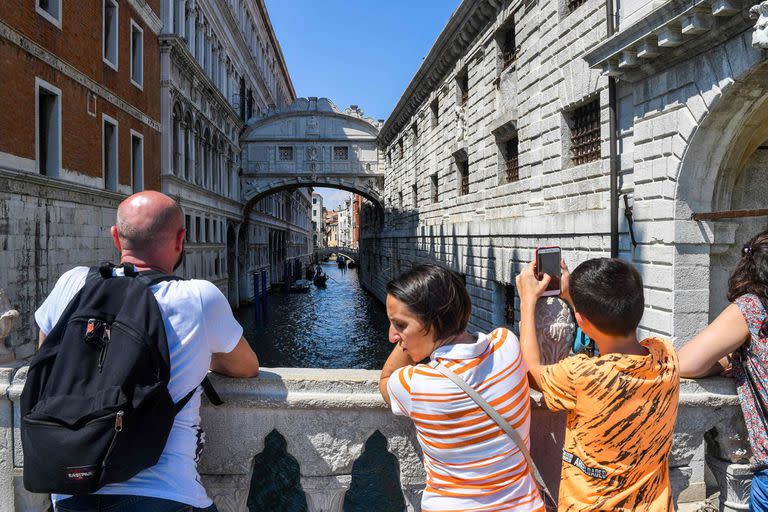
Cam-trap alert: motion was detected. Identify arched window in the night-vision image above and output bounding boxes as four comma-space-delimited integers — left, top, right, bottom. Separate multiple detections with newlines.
184, 112, 192, 180
172, 103, 183, 175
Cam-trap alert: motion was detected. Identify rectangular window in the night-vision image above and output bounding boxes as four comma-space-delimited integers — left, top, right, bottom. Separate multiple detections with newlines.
458, 158, 469, 196
411, 122, 418, 143
412, 183, 418, 207
398, 139, 404, 159
36, 78, 61, 178
431, 173, 439, 203
130, 20, 143, 88
333, 146, 349, 160
430, 98, 439, 128
195, 216, 201, 242
458, 71, 469, 106
36, 0, 61, 27
102, 114, 118, 191
103, 0, 119, 70
568, 0, 588, 13
185, 215, 191, 241
505, 138, 519, 183
205, 219, 210, 242
501, 24, 517, 68
279, 146, 293, 161
568, 98, 601, 166
130, 130, 144, 192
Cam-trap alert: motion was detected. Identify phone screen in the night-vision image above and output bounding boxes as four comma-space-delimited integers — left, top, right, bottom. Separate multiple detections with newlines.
538, 249, 561, 291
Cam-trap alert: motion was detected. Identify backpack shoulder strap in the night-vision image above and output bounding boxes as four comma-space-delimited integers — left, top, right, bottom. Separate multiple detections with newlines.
429, 360, 556, 506
134, 271, 184, 288
173, 376, 224, 414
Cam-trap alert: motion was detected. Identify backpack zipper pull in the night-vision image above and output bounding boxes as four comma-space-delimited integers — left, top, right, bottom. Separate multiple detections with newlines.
98, 324, 111, 372
114, 410, 124, 432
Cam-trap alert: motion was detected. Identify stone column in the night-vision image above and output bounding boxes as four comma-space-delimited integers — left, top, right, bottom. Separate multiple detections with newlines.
300, 475, 350, 512
707, 455, 751, 511
186, 7, 196, 56
177, 0, 187, 39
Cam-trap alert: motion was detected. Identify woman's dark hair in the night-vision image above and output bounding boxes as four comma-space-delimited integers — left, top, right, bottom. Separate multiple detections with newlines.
386, 264, 471, 341
569, 258, 645, 336
727, 229, 768, 337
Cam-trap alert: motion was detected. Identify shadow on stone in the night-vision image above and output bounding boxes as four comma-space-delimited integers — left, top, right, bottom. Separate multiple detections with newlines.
343, 430, 406, 512
247, 429, 308, 512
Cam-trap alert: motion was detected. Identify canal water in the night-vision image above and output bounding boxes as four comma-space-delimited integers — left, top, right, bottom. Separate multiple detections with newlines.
235, 262, 406, 511
235, 261, 392, 369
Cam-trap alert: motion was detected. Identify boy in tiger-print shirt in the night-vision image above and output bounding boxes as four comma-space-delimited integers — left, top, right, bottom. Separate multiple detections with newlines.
516, 257, 679, 511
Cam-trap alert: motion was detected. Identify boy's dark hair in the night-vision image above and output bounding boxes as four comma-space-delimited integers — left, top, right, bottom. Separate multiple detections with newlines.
386, 264, 471, 340
569, 258, 644, 335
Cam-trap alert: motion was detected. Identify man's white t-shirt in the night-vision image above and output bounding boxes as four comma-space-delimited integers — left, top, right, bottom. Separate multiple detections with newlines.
35, 266, 243, 508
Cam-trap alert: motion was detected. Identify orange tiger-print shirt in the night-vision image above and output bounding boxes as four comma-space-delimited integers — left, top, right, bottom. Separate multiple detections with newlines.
538, 338, 679, 511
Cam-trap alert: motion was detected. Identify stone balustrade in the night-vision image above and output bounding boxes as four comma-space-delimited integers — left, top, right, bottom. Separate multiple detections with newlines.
0, 365, 753, 512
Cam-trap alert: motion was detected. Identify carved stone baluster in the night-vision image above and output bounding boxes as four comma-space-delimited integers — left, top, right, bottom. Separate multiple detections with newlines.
300, 474, 351, 512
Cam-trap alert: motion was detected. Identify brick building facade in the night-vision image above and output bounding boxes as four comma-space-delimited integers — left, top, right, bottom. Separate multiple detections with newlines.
0, 0, 162, 360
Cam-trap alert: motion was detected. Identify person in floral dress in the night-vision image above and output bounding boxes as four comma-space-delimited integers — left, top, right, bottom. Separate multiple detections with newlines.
678, 229, 768, 510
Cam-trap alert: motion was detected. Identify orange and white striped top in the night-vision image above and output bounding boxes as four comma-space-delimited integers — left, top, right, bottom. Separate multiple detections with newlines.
387, 328, 544, 512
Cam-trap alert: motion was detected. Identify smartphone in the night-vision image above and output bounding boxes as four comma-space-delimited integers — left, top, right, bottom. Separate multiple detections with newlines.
535, 246, 561, 297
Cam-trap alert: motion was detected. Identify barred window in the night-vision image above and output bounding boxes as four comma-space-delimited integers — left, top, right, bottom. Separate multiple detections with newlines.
279, 146, 293, 161
458, 159, 469, 196
431, 174, 439, 203
569, 99, 600, 166
505, 138, 519, 183
398, 139, 404, 159
501, 25, 517, 68
458, 72, 468, 106
431, 98, 439, 127
505, 284, 516, 324
568, 0, 588, 13
412, 183, 418, 207
412, 122, 418, 143
333, 146, 349, 160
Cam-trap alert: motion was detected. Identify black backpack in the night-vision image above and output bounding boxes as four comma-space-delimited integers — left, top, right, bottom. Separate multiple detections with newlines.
20, 263, 222, 494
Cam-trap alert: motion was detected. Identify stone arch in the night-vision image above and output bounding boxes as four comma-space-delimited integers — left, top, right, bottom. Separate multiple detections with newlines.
672, 56, 768, 340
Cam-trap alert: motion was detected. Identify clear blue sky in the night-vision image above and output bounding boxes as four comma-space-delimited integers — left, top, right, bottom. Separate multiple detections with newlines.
265, 0, 462, 209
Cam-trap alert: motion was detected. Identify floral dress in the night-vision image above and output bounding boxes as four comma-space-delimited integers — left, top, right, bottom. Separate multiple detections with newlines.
733, 294, 768, 470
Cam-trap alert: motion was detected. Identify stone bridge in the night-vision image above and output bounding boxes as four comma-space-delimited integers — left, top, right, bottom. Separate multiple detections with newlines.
239, 98, 385, 214
0, 367, 751, 512
316, 246, 358, 263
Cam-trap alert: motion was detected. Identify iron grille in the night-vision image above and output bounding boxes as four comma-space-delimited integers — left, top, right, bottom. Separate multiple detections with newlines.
568, 0, 587, 12
459, 160, 469, 195
505, 138, 519, 182
502, 26, 517, 68
334, 146, 349, 160
278, 146, 293, 161
505, 284, 515, 324
570, 99, 600, 166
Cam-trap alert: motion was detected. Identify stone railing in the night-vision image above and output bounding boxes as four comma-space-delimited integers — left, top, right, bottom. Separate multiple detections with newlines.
0, 365, 753, 512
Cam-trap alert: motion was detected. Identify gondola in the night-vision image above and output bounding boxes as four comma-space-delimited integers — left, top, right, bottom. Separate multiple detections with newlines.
289, 279, 312, 293
313, 273, 328, 286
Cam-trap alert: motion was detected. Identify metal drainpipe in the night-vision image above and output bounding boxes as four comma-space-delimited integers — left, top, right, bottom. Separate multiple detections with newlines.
607, 0, 620, 258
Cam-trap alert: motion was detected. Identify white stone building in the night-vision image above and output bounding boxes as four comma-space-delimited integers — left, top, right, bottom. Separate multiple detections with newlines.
311, 192, 324, 248
361, 0, 768, 507
159, 0, 312, 304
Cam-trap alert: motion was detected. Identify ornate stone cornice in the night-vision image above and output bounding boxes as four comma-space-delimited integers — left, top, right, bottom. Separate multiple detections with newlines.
0, 20, 161, 132
126, 0, 163, 35
379, 0, 502, 147
583, 0, 755, 82
160, 35, 243, 132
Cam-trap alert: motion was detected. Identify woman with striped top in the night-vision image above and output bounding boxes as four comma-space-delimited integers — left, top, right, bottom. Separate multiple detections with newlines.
379, 264, 544, 512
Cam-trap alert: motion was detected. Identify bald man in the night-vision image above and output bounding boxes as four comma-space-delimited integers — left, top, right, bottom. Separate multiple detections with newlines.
35, 191, 258, 512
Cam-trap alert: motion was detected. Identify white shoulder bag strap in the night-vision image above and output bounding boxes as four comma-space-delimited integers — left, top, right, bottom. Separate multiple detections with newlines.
430, 360, 557, 507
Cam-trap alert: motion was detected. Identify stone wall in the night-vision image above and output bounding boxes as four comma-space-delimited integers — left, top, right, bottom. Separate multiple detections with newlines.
362, 0, 768, 346
0, 365, 750, 512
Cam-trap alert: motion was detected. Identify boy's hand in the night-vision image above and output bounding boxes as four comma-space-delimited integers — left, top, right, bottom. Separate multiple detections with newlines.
516, 261, 551, 311
560, 259, 573, 308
